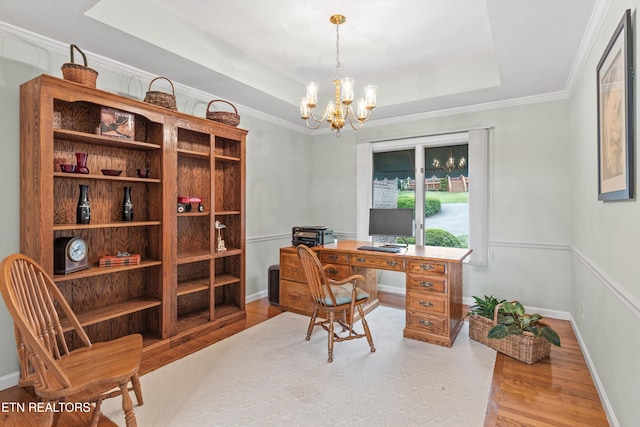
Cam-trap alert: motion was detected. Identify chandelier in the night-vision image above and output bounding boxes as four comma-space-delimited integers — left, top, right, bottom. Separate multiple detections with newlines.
432, 148, 466, 173
300, 14, 377, 136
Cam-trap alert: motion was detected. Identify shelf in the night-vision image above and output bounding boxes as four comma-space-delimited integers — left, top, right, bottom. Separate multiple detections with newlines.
53, 259, 162, 282
215, 154, 241, 162
214, 248, 242, 258
60, 296, 162, 332
178, 211, 210, 217
177, 278, 210, 296
53, 221, 162, 231
214, 211, 241, 216
175, 305, 243, 335
213, 274, 240, 288
177, 250, 213, 264
54, 172, 161, 184
54, 129, 161, 151
177, 148, 210, 159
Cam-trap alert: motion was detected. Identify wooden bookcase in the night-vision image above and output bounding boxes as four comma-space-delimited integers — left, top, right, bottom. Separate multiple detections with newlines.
19, 74, 246, 353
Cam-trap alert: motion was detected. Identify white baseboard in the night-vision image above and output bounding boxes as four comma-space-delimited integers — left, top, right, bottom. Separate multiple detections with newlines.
246, 290, 268, 303
569, 315, 619, 427
0, 371, 19, 391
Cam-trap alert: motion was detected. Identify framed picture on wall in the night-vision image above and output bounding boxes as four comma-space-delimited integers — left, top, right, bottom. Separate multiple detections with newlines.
596, 9, 634, 201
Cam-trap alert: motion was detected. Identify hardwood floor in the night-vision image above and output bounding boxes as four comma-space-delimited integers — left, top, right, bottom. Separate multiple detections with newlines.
0, 294, 610, 426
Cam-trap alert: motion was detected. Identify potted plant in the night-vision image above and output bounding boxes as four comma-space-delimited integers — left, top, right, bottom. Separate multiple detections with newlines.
468, 294, 505, 319
488, 301, 561, 346
469, 299, 561, 364
467, 295, 505, 348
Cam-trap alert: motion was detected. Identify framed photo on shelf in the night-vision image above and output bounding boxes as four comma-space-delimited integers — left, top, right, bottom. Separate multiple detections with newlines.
100, 107, 134, 140
596, 9, 634, 201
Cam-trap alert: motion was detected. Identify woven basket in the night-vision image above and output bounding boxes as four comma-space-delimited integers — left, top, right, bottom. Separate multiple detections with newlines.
61, 44, 98, 88
206, 100, 240, 127
143, 77, 177, 111
468, 303, 551, 364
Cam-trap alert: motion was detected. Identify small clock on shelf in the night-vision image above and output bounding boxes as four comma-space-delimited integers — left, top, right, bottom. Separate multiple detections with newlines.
54, 236, 89, 274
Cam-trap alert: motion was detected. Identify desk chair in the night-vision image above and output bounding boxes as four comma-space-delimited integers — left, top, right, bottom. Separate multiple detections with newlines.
296, 245, 375, 362
0, 254, 143, 427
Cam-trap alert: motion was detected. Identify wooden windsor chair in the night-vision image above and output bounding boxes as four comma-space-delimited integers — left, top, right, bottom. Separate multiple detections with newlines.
0, 253, 144, 427
296, 245, 375, 362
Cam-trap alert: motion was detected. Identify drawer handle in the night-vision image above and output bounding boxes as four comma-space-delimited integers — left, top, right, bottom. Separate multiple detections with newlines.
327, 268, 338, 275
328, 255, 338, 261
419, 281, 433, 288
419, 319, 432, 326
420, 264, 434, 271
356, 257, 367, 263
419, 301, 433, 307
387, 261, 399, 267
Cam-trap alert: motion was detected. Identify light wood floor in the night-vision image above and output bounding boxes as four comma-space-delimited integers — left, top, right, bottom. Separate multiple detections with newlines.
0, 294, 610, 426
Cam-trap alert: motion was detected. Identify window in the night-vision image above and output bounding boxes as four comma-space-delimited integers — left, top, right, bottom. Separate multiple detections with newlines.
356, 129, 488, 265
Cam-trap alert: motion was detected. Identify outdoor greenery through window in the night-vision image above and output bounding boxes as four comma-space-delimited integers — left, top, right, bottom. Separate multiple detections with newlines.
372, 145, 469, 248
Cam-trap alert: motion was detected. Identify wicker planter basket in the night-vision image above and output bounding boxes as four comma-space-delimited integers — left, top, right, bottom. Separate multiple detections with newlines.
206, 100, 240, 127
61, 45, 98, 88
468, 306, 551, 364
143, 77, 177, 111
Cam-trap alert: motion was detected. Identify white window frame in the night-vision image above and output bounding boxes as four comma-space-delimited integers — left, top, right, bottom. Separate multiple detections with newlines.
356, 129, 488, 266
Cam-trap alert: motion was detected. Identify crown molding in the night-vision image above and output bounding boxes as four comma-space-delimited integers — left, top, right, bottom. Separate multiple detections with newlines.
564, 0, 612, 96
0, 17, 592, 138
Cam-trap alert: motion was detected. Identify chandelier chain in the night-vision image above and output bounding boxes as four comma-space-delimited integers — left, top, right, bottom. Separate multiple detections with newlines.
335, 22, 342, 79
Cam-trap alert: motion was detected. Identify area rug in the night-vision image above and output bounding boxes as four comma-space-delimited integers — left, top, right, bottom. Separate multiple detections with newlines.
102, 307, 496, 426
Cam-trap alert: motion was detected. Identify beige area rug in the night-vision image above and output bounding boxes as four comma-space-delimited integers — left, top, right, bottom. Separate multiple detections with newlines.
102, 307, 496, 426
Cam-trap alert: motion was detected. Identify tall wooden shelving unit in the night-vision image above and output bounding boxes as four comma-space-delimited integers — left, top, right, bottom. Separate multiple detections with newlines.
19, 74, 246, 353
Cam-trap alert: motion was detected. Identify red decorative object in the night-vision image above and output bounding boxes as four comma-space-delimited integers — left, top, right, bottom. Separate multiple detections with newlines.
99, 253, 141, 267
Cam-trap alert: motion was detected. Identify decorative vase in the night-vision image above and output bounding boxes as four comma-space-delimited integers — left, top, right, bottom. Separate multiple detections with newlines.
122, 186, 134, 221
75, 152, 89, 174
76, 184, 91, 224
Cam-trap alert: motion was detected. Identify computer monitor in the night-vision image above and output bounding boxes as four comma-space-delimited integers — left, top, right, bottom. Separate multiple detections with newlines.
368, 208, 414, 242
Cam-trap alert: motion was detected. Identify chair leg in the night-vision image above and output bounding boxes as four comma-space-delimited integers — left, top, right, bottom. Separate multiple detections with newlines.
306, 308, 318, 340
131, 373, 144, 406
89, 399, 102, 427
327, 311, 335, 362
358, 305, 375, 353
119, 382, 137, 427
49, 399, 60, 426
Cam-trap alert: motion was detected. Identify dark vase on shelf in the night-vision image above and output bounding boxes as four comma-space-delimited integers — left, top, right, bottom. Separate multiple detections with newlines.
122, 186, 134, 221
76, 184, 91, 224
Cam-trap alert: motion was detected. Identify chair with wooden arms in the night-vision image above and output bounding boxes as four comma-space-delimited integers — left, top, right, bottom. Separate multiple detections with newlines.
0, 254, 144, 427
296, 244, 375, 362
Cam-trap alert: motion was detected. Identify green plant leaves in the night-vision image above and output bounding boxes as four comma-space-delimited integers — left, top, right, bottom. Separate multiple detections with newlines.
541, 327, 561, 346
487, 300, 561, 347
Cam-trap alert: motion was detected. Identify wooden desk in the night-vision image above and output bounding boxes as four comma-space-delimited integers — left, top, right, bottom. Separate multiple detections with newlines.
279, 240, 472, 347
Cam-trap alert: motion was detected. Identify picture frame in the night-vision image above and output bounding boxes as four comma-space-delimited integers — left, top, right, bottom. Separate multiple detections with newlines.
597, 9, 634, 201
100, 107, 134, 140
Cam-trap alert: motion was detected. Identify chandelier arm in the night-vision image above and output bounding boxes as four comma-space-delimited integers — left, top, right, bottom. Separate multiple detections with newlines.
307, 108, 328, 123
304, 119, 325, 130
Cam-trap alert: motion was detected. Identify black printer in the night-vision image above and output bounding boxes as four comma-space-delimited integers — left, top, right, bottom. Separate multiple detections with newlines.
292, 226, 335, 247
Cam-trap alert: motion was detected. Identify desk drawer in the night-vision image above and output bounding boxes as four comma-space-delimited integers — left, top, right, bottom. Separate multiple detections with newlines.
407, 260, 446, 275
280, 253, 306, 282
279, 279, 311, 313
324, 264, 350, 280
350, 254, 405, 271
406, 311, 447, 335
406, 274, 447, 294
407, 292, 448, 316
320, 251, 349, 265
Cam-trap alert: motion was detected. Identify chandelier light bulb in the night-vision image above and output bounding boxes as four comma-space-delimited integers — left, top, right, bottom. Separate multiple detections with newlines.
305, 82, 318, 108
341, 77, 354, 104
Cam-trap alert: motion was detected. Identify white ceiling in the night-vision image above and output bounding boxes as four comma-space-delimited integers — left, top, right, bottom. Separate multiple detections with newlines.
0, 0, 603, 130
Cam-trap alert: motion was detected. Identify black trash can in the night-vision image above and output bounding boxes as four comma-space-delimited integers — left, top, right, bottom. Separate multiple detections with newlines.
268, 264, 280, 306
